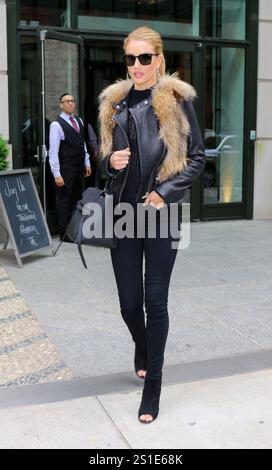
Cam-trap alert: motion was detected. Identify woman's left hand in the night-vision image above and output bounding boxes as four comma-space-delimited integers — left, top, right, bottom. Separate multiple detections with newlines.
143, 191, 165, 209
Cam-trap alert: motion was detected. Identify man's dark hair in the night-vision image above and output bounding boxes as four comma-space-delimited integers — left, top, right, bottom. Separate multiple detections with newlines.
59, 93, 71, 103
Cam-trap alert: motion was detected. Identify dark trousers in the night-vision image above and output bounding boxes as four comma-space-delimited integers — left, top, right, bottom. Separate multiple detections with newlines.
110, 207, 179, 378
56, 171, 83, 236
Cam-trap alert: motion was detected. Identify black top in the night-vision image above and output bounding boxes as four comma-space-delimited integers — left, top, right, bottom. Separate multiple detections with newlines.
121, 87, 152, 204
128, 87, 152, 108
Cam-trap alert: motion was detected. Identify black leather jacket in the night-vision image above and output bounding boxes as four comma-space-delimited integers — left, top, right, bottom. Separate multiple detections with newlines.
99, 92, 206, 205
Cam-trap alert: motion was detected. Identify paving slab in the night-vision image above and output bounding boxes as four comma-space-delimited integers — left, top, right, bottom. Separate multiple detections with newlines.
98, 369, 272, 449
0, 395, 129, 449
0, 266, 73, 387
1, 368, 272, 449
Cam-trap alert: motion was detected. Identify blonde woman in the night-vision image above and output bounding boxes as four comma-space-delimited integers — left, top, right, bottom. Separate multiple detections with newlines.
98, 27, 205, 423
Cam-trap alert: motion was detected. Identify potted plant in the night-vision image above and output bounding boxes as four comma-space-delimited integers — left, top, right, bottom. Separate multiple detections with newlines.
0, 135, 9, 171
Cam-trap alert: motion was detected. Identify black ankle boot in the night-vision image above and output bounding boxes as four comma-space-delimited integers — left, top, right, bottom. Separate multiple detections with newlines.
138, 373, 162, 423
134, 342, 147, 379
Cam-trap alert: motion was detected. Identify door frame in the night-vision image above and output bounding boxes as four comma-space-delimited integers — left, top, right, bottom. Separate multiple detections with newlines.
198, 0, 259, 221
36, 29, 85, 217
164, 38, 205, 221
200, 40, 249, 221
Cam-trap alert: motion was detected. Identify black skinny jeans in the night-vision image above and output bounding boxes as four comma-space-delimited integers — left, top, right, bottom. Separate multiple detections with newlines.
110, 206, 179, 379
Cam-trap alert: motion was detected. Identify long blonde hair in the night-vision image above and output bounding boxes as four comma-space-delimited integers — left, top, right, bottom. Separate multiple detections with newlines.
123, 26, 166, 76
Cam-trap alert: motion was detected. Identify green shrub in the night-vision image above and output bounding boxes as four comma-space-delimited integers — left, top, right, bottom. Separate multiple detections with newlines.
0, 135, 9, 171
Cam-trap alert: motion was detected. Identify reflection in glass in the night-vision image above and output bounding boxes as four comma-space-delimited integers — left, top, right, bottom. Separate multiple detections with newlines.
167, 51, 192, 83
204, 47, 245, 204
44, 40, 79, 122
43, 39, 80, 225
78, 0, 199, 36
20, 0, 69, 27
20, 37, 39, 181
20, 36, 80, 218
206, 0, 246, 40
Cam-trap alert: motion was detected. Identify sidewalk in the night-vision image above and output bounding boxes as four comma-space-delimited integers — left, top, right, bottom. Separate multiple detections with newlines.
2, 219, 272, 382
1, 219, 272, 448
1, 368, 272, 449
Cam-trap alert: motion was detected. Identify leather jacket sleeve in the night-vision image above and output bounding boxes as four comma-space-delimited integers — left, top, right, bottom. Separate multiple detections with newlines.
155, 99, 206, 204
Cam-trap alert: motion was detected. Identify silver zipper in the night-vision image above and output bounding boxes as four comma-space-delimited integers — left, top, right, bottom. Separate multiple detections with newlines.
129, 109, 143, 202
111, 115, 130, 204
129, 109, 166, 201
147, 143, 166, 194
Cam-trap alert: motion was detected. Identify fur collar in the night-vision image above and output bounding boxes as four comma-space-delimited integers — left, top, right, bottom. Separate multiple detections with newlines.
98, 73, 196, 182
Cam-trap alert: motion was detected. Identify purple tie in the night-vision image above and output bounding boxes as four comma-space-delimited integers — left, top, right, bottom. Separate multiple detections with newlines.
70, 116, 79, 133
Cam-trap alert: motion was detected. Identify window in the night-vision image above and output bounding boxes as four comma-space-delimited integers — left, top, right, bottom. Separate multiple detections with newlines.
206, 0, 246, 40
20, 36, 39, 173
20, 0, 69, 27
78, 0, 200, 36
204, 46, 245, 205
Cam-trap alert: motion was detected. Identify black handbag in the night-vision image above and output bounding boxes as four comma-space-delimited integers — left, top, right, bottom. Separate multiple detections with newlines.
54, 186, 116, 268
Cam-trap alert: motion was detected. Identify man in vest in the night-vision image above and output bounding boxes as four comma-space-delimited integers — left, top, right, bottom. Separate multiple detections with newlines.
49, 93, 92, 240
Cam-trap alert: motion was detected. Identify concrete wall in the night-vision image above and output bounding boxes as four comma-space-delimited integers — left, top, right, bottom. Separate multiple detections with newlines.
254, 0, 272, 219
0, 0, 11, 168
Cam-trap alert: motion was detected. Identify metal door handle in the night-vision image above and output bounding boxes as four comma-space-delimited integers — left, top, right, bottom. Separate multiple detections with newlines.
34, 146, 39, 161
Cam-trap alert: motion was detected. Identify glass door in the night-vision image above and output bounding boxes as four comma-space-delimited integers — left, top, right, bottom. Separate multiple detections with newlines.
37, 30, 84, 232
164, 39, 204, 221
202, 44, 246, 219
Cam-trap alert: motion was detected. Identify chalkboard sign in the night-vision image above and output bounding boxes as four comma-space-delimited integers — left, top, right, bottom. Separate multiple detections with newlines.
0, 169, 52, 266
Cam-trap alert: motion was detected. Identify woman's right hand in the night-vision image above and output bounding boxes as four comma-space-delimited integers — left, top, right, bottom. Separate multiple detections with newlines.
109, 148, 131, 170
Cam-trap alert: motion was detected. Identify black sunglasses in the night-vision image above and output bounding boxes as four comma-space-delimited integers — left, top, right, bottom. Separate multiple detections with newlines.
123, 53, 159, 66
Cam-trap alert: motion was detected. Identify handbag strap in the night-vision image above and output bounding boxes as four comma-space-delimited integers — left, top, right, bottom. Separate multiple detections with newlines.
53, 230, 69, 257
77, 243, 88, 269
103, 176, 113, 194
53, 239, 63, 257
52, 217, 73, 257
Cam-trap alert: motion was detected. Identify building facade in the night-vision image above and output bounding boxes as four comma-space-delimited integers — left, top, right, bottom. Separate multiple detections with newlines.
0, 0, 11, 166
0, 0, 270, 227
255, 0, 272, 219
